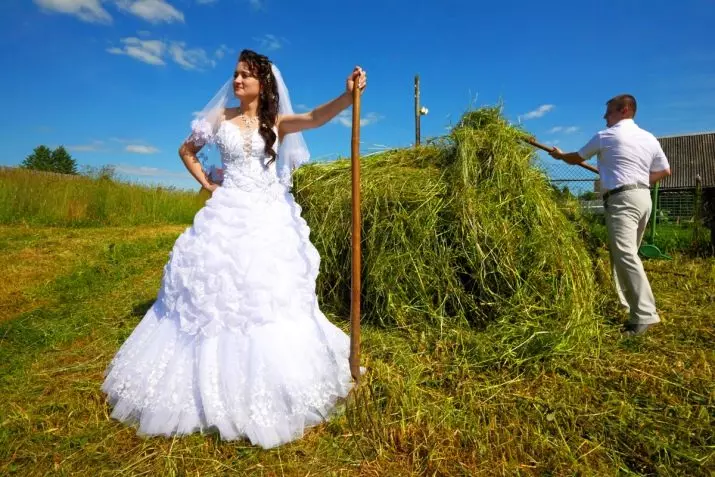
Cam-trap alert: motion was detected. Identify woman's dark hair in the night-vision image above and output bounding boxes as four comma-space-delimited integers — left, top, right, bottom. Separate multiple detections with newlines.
237, 49, 279, 164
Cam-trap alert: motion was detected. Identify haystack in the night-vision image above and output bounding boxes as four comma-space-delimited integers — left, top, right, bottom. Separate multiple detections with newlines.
293, 107, 598, 357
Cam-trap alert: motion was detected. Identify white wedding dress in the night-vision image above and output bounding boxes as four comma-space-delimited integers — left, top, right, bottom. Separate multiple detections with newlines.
101, 118, 354, 449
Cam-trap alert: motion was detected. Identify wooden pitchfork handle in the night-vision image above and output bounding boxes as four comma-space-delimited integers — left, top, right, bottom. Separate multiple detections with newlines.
349, 76, 362, 383
522, 136, 599, 175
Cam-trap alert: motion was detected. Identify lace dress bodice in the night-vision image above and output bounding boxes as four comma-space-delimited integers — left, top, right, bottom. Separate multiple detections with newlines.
214, 121, 285, 196
188, 117, 286, 197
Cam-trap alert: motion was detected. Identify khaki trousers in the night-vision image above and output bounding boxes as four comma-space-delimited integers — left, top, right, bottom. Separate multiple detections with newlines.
604, 188, 660, 325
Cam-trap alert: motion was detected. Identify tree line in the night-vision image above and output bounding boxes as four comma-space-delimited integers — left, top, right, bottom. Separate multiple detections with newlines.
21, 145, 78, 175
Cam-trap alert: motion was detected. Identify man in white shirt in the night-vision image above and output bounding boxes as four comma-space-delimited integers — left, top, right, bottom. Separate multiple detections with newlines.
549, 94, 671, 336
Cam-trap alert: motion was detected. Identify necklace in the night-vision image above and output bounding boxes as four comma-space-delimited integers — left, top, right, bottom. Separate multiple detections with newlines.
237, 114, 259, 129
235, 114, 258, 159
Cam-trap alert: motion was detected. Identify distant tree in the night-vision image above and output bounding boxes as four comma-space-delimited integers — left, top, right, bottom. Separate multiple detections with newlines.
50, 146, 78, 175
21, 145, 78, 174
21, 145, 53, 171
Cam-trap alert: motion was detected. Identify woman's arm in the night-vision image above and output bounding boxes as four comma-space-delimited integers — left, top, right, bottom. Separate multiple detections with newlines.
278, 66, 366, 139
178, 140, 215, 191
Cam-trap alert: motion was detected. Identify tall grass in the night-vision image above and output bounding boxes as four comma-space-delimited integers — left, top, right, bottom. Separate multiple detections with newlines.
0, 167, 204, 226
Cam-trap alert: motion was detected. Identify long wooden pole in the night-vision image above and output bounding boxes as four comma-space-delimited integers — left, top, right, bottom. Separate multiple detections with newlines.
349, 79, 362, 383
521, 136, 599, 175
414, 75, 420, 147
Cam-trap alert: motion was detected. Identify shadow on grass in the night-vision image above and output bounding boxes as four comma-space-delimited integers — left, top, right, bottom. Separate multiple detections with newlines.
130, 299, 155, 318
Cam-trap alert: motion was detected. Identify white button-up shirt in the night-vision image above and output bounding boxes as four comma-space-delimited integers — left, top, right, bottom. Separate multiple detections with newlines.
578, 119, 670, 192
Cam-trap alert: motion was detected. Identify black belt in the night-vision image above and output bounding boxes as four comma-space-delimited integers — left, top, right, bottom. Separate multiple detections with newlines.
602, 183, 650, 202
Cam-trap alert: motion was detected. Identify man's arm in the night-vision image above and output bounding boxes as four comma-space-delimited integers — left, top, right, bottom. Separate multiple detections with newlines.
549, 150, 587, 164
650, 169, 671, 184
649, 140, 671, 184
548, 132, 600, 165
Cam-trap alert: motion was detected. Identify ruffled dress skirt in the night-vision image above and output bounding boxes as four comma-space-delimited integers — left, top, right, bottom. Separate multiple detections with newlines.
101, 185, 354, 449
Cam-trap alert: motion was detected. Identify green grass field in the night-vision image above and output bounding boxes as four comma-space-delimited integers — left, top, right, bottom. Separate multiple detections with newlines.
1, 148, 713, 477
595, 221, 711, 256
0, 223, 713, 475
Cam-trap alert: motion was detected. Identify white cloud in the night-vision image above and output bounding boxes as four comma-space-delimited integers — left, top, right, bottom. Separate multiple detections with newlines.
67, 140, 105, 152
520, 104, 555, 120
169, 42, 216, 70
126, 144, 160, 154
108, 36, 226, 70
55, 139, 160, 154
34, 0, 112, 24
70, 145, 100, 152
34, 0, 184, 24
114, 164, 187, 178
108, 37, 166, 65
248, 0, 264, 10
214, 44, 232, 60
197, 0, 218, 3
114, 0, 184, 23
360, 112, 384, 127
254, 34, 284, 52
110, 137, 142, 143
331, 111, 383, 128
548, 126, 579, 134
295, 104, 310, 112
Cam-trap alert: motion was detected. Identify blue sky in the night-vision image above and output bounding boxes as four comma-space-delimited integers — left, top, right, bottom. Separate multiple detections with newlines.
1, 0, 714, 191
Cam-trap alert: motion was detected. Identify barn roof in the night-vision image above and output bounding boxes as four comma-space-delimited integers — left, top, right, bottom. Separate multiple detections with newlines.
657, 131, 715, 190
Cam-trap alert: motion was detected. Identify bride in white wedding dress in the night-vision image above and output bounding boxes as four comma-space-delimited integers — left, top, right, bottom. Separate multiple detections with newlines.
101, 49, 367, 449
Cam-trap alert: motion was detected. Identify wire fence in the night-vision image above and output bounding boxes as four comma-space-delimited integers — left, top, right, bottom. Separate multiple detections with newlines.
544, 159, 714, 255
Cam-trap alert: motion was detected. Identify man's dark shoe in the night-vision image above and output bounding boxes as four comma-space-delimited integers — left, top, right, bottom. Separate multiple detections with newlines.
622, 322, 657, 336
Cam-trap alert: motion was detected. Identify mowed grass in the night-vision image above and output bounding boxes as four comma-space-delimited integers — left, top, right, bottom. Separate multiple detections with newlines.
0, 226, 712, 476
0, 225, 189, 320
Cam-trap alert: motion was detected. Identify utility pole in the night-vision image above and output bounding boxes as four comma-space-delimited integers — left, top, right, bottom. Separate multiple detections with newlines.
414, 75, 420, 146
414, 74, 428, 147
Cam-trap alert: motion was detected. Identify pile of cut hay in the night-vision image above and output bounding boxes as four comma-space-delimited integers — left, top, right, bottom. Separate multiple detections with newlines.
293, 107, 598, 359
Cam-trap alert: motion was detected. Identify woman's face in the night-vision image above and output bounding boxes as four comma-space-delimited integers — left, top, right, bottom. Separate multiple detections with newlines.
233, 61, 261, 101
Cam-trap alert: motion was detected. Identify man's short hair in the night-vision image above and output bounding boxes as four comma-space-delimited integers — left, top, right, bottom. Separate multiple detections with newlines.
607, 94, 637, 116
